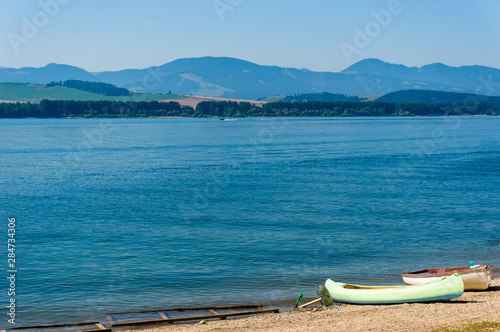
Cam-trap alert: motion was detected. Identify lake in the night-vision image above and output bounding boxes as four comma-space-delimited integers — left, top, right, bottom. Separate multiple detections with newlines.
0, 116, 499, 327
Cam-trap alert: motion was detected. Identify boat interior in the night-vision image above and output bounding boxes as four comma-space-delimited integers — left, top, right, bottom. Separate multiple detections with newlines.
342, 284, 405, 290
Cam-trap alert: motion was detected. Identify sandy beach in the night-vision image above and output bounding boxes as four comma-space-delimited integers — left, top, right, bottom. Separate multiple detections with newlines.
160, 96, 267, 108
0, 100, 24, 103
116, 277, 500, 332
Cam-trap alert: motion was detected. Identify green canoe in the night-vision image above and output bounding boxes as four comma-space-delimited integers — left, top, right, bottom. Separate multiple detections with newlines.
324, 273, 464, 304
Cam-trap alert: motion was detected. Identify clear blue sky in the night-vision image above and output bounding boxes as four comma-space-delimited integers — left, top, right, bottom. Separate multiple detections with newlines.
1, 0, 499, 72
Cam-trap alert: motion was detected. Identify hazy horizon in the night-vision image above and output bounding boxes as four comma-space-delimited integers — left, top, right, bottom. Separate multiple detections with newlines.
1, 0, 499, 72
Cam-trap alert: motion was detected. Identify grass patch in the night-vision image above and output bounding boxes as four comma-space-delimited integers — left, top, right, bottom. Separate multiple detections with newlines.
436, 321, 500, 332
0, 83, 184, 102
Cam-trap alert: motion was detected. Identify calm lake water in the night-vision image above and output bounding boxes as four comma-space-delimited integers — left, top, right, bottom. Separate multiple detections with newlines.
0, 117, 499, 327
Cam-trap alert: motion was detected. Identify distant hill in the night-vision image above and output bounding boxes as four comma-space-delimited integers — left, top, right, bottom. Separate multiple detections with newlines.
0, 63, 98, 83
281, 92, 367, 102
376, 89, 500, 104
94, 57, 420, 99
0, 83, 183, 102
1, 57, 500, 99
344, 58, 500, 96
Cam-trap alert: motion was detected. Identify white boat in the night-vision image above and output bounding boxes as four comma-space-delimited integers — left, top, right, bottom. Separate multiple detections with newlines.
401, 265, 493, 290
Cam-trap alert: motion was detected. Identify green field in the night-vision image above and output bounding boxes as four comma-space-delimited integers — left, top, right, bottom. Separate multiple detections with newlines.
0, 83, 184, 102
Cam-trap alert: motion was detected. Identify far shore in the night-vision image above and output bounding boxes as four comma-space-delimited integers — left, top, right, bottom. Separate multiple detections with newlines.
117, 277, 500, 332
0, 114, 498, 120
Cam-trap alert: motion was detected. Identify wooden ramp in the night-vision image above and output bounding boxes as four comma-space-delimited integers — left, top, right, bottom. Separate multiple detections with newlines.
1, 305, 279, 331
106, 304, 279, 327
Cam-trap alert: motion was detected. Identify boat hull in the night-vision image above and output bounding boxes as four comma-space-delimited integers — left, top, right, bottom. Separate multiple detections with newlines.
325, 273, 464, 305
401, 265, 492, 290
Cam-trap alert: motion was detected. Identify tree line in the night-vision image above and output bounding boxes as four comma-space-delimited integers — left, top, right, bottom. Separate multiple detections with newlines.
196, 100, 500, 117
0, 100, 186, 118
0, 99, 499, 118
46, 80, 131, 96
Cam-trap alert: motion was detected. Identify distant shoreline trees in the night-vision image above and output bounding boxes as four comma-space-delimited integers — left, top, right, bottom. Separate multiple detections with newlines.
194, 100, 500, 117
0, 99, 499, 118
46, 80, 131, 96
0, 100, 184, 118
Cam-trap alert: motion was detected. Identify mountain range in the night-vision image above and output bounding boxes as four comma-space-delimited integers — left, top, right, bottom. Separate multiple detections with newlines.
1, 57, 499, 100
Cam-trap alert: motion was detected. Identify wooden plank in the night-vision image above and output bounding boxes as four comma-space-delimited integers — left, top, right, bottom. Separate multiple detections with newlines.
158, 311, 169, 320
209, 309, 226, 320
105, 314, 115, 327
6, 321, 103, 330
95, 323, 108, 330
111, 308, 279, 327
106, 304, 263, 315
77, 328, 112, 332
111, 318, 171, 327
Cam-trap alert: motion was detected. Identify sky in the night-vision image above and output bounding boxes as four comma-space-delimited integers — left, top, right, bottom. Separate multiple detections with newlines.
1, 0, 499, 73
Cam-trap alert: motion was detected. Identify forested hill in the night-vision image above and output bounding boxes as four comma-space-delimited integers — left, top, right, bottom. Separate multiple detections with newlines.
46, 80, 131, 96
377, 89, 500, 104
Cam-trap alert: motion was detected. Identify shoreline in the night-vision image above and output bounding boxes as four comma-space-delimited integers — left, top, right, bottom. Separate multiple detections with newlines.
117, 277, 500, 332
0, 114, 499, 120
